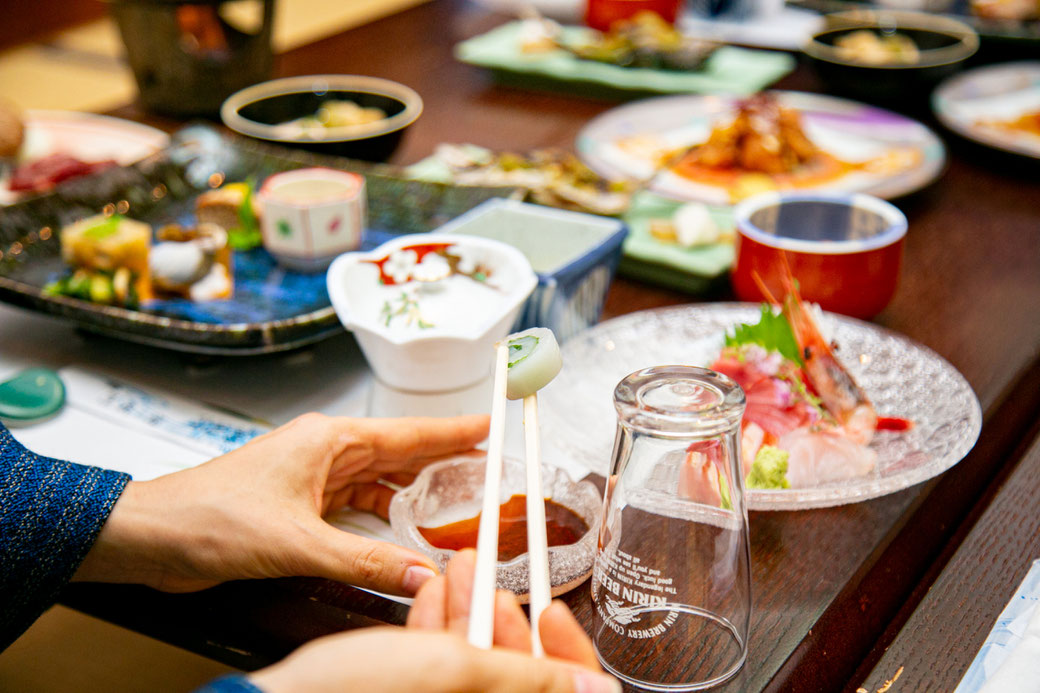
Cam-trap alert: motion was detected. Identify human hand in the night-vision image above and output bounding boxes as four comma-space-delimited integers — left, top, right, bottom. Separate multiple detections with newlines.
73, 413, 489, 596
407, 549, 600, 664
248, 551, 619, 693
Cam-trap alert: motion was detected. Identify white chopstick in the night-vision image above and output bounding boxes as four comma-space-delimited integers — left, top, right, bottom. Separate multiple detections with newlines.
523, 391, 550, 658
468, 343, 509, 650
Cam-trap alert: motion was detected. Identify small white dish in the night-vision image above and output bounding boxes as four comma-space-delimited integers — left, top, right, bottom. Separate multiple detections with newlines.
326, 233, 537, 392
389, 453, 601, 601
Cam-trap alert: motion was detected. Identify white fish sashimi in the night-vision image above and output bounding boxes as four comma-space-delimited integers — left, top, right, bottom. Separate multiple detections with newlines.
779, 427, 877, 488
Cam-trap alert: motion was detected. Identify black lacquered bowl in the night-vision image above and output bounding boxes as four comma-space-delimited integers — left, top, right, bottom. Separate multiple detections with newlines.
804, 10, 978, 108
220, 75, 423, 162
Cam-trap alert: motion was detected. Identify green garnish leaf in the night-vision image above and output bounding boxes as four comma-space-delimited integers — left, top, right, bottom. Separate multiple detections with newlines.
82, 215, 124, 241
227, 181, 263, 250
725, 304, 803, 366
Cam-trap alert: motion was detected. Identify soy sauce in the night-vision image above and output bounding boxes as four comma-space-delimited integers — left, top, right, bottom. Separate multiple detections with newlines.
418, 495, 588, 561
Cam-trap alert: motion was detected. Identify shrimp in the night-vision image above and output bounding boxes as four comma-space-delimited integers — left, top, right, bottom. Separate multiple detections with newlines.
756, 259, 878, 445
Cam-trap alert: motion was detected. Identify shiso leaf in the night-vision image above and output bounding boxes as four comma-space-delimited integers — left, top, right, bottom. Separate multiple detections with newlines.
725, 304, 803, 366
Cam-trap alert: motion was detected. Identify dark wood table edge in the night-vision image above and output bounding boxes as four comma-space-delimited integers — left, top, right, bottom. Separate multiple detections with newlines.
845, 357, 1040, 692
758, 353, 1040, 693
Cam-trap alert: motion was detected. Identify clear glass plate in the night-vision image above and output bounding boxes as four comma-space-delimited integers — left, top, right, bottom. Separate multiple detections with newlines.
539, 304, 982, 511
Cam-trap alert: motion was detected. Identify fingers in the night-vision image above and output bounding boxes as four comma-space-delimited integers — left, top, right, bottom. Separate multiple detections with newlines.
493, 590, 531, 652
407, 574, 447, 629
249, 628, 620, 693
462, 646, 621, 693
539, 601, 600, 669
446, 548, 477, 635
342, 415, 491, 465
322, 482, 398, 519
307, 524, 437, 596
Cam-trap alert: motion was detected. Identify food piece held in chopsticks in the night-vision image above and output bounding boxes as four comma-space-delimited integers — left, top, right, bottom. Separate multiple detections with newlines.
504, 327, 563, 400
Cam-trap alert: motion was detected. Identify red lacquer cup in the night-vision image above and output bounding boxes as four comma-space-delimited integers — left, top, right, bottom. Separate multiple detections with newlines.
584, 0, 685, 30
732, 192, 908, 320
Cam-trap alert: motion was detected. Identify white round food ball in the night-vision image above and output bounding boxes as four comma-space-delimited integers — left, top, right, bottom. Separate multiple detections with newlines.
504, 327, 562, 400
673, 202, 720, 248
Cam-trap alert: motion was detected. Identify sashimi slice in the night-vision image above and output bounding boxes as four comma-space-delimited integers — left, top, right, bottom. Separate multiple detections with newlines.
779, 428, 877, 488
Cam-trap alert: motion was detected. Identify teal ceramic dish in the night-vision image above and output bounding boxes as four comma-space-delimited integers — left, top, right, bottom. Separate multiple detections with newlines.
455, 21, 796, 99
0, 126, 518, 354
431, 198, 627, 342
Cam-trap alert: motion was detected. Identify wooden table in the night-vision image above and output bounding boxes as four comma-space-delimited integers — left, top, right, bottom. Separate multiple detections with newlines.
66, 1, 1040, 691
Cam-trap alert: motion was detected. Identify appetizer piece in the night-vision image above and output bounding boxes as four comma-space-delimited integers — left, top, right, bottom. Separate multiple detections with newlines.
504, 327, 563, 400
274, 100, 388, 139
834, 30, 920, 66
429, 143, 633, 215
150, 223, 233, 301
564, 11, 714, 71
47, 214, 152, 306
196, 181, 262, 250
648, 201, 730, 247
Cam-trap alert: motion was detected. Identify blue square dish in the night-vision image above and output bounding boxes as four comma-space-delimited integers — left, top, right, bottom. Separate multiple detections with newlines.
432, 199, 627, 342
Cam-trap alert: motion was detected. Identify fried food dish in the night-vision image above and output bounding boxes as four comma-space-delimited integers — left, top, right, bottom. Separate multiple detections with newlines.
669, 95, 848, 196
679, 95, 820, 175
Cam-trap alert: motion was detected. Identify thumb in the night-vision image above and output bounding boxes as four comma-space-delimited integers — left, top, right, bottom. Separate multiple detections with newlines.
469, 648, 621, 693
301, 521, 438, 596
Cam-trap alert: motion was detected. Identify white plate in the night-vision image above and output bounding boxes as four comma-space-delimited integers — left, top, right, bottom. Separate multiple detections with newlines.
1, 110, 169, 205
933, 61, 1040, 160
539, 304, 982, 511
576, 90, 947, 205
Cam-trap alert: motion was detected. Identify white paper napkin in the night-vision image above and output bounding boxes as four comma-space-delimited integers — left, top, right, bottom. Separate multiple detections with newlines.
954, 559, 1040, 693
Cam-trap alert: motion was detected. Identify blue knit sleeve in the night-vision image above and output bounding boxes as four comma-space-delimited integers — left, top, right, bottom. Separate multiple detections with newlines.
193, 675, 266, 693
0, 423, 131, 649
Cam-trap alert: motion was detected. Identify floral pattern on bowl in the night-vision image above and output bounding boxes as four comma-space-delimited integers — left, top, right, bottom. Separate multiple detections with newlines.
326, 233, 537, 392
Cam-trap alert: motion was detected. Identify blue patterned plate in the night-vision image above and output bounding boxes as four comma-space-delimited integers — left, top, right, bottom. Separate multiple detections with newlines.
0, 126, 517, 354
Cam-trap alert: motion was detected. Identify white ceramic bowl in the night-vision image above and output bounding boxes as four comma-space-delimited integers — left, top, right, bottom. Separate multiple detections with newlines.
326, 233, 537, 392
432, 198, 627, 343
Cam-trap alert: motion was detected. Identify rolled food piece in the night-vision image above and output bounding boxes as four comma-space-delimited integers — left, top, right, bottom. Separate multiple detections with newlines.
505, 327, 562, 400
